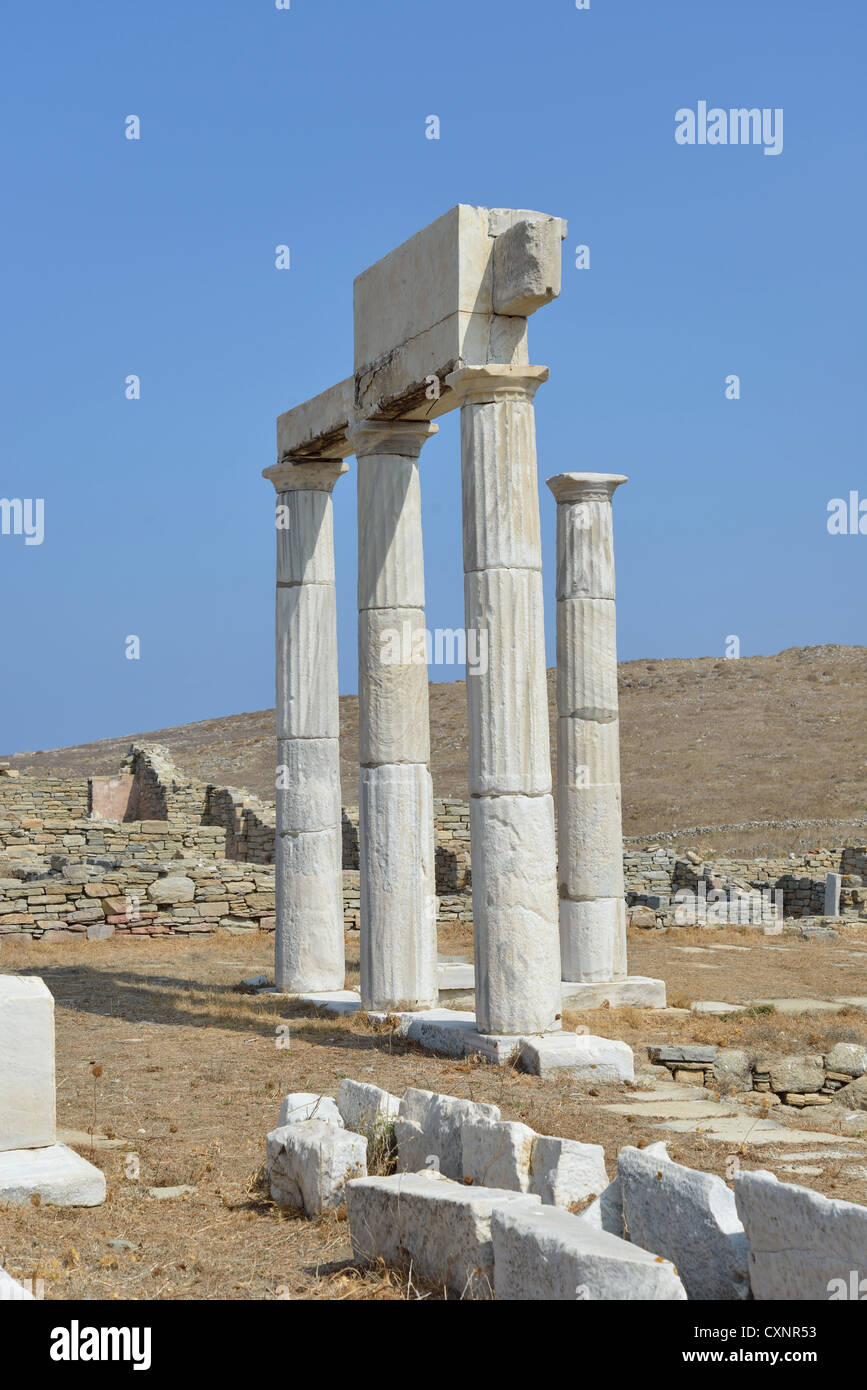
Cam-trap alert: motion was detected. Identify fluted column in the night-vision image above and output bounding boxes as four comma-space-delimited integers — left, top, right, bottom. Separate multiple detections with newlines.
267, 458, 348, 993
445, 365, 561, 1036
348, 419, 438, 1012
547, 472, 628, 983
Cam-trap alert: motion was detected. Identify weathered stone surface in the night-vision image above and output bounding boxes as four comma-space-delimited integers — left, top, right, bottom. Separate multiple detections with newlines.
735, 1168, 867, 1300
0, 1143, 106, 1207
547, 474, 627, 601
146, 875, 195, 905
560, 898, 626, 984
492, 215, 563, 317
274, 377, 354, 463
462, 1117, 536, 1192
356, 453, 426, 611
275, 827, 343, 993
396, 1088, 500, 1180
276, 583, 339, 739
266, 1120, 366, 1217
825, 1042, 867, 1078
275, 477, 344, 585
277, 1093, 343, 1128
647, 1044, 717, 1065
560, 976, 666, 1009
275, 738, 341, 834
713, 1049, 753, 1090
582, 1141, 669, 1236
619, 1146, 750, 1301
358, 607, 431, 766
520, 1032, 634, 1082
557, 785, 625, 902
337, 1080, 399, 1134
346, 1170, 538, 1298
0, 975, 56, 1152
765, 1055, 825, 1095
359, 764, 437, 1010
470, 793, 561, 1035
459, 396, 544, 574
835, 1076, 867, 1111
556, 596, 619, 720
529, 1134, 608, 1209
463, 569, 550, 795
492, 1201, 686, 1301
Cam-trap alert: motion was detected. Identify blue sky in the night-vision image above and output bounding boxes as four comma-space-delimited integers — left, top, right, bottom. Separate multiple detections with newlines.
1, 0, 864, 753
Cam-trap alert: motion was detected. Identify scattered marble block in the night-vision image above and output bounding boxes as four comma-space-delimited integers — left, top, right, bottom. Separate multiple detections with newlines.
266, 1120, 366, 1217
438, 962, 474, 993
0, 975, 56, 1152
396, 1089, 500, 1180
0, 1270, 35, 1301
560, 977, 666, 1010
520, 1033, 634, 1082
292, 990, 361, 1016
491, 1201, 686, 1300
618, 1146, 750, 1300
530, 1135, 608, 1209
278, 1093, 343, 1127
691, 1001, 747, 1017
0, 1143, 106, 1207
462, 1117, 536, 1192
337, 1080, 399, 1135
825, 1043, 867, 1079
582, 1141, 669, 1236
735, 1169, 867, 1300
346, 1171, 538, 1298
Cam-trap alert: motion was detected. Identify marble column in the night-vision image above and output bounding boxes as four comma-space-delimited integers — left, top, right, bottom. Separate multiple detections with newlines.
546, 472, 628, 983
445, 365, 561, 1036
347, 419, 438, 1012
267, 458, 347, 993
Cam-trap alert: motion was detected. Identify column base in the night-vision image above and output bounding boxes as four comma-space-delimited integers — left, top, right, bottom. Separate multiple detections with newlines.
561, 976, 667, 1010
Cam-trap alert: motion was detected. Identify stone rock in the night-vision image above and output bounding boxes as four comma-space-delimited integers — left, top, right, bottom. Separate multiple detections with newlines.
145, 876, 195, 905
529, 1134, 608, 1209
0, 975, 56, 1152
0, 1143, 106, 1206
266, 1120, 367, 1217
0, 1270, 34, 1301
647, 1044, 717, 1065
582, 1141, 668, 1236
627, 906, 658, 929
148, 1185, 196, 1200
834, 1076, 867, 1111
735, 1169, 867, 1300
520, 1033, 634, 1082
86, 922, 115, 941
396, 1089, 500, 1180
337, 1080, 400, 1134
764, 1055, 825, 1095
462, 1117, 536, 1192
825, 1043, 867, 1078
713, 1049, 753, 1090
346, 1170, 538, 1298
619, 1146, 750, 1301
492, 1200, 687, 1301
278, 1093, 343, 1128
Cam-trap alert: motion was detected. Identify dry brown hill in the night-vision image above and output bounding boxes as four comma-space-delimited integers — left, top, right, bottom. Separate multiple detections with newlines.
5, 645, 866, 856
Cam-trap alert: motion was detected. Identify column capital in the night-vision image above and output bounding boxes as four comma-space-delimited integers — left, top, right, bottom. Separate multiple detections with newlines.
445, 363, 549, 405
347, 418, 438, 459
546, 472, 628, 505
263, 458, 349, 494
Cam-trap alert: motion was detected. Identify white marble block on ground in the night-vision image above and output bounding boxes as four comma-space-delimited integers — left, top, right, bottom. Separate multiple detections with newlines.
619, 1146, 750, 1301
0, 975, 56, 1152
520, 1033, 634, 1082
346, 1171, 538, 1298
461, 1117, 607, 1209
337, 1080, 399, 1134
492, 1201, 687, 1301
266, 1120, 366, 1217
0, 1143, 105, 1207
734, 1169, 867, 1300
396, 1089, 500, 1180
530, 1135, 608, 1209
278, 1093, 343, 1127
0, 1269, 35, 1300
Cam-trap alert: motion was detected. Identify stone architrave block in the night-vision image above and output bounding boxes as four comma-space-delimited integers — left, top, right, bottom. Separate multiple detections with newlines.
396, 1089, 500, 1180
461, 1117, 536, 1192
491, 1201, 687, 1301
266, 1120, 367, 1217
618, 1146, 750, 1301
735, 1169, 867, 1300
492, 216, 564, 317
337, 1080, 400, 1134
529, 1135, 609, 1210
346, 1170, 539, 1298
277, 1093, 343, 1128
463, 569, 551, 796
469, 794, 560, 1036
358, 607, 431, 766
0, 975, 56, 1152
276, 738, 341, 834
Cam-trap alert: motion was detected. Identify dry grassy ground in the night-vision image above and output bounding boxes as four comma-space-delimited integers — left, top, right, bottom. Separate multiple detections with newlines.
7, 645, 865, 856
1, 926, 866, 1302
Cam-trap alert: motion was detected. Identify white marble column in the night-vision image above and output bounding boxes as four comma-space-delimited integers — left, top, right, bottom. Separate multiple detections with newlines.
267, 458, 347, 993
547, 472, 628, 983
347, 419, 438, 1012
445, 365, 561, 1036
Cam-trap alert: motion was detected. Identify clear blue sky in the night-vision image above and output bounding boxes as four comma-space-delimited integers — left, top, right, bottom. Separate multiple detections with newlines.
1, 0, 864, 754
